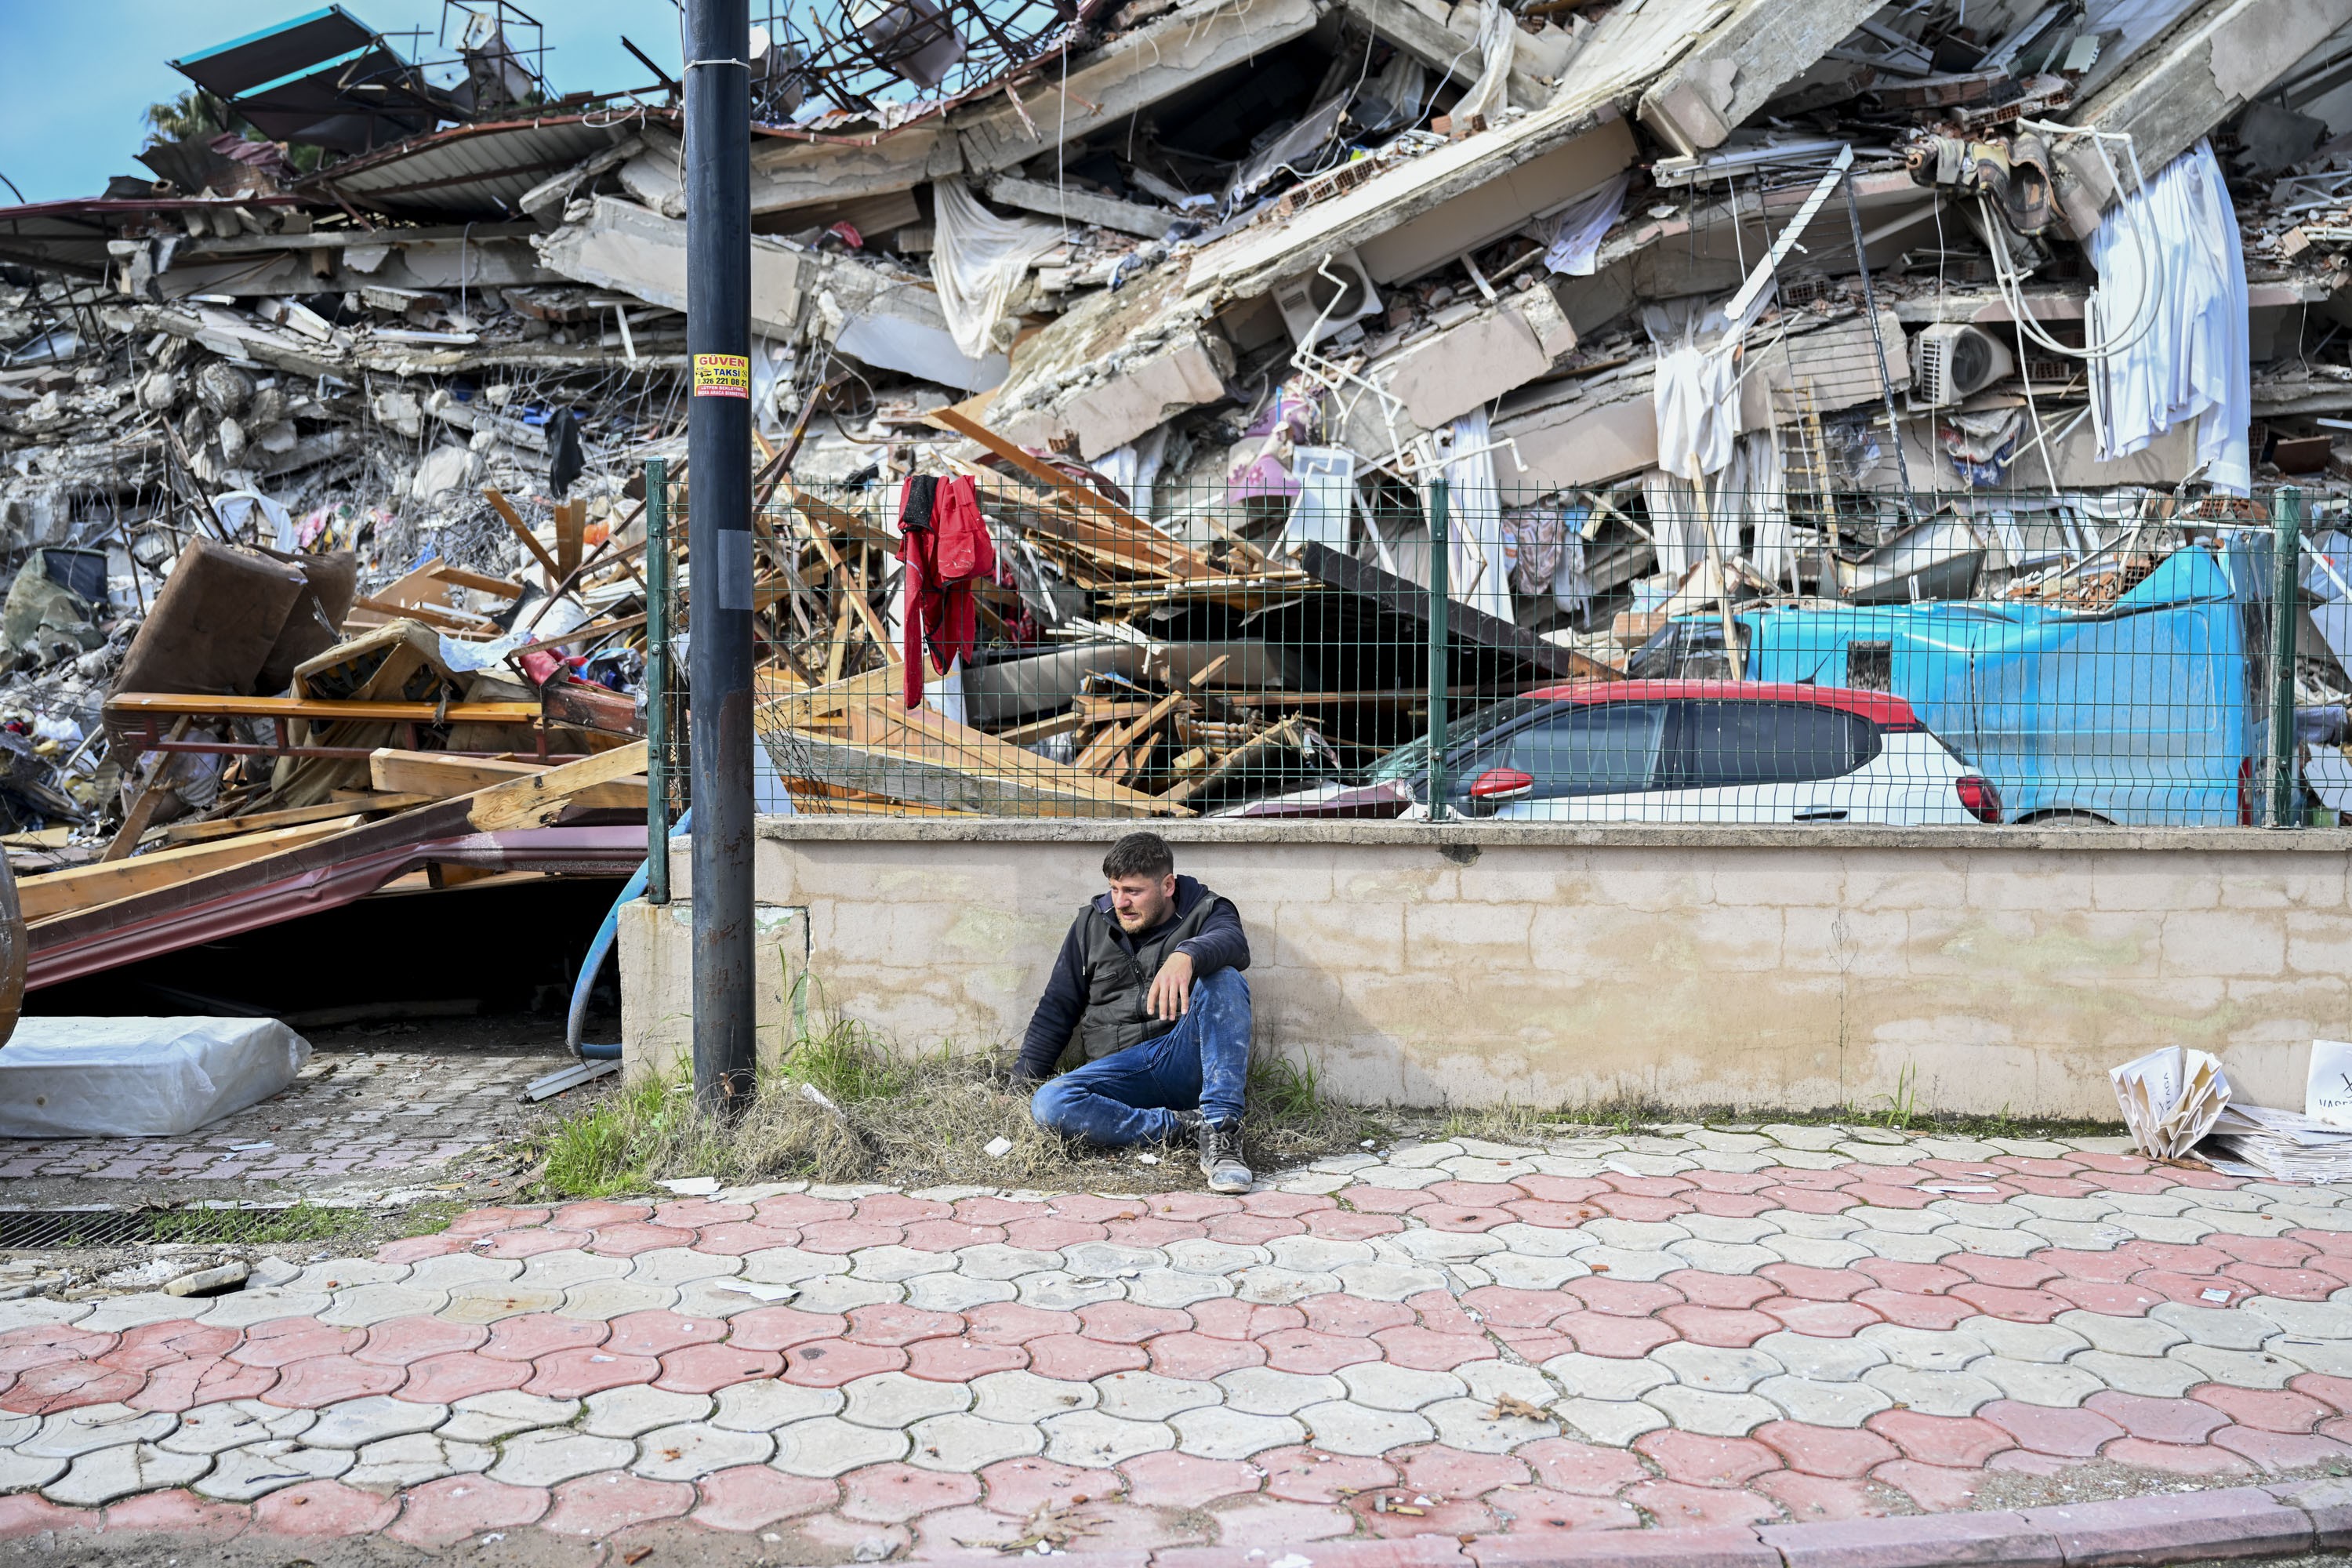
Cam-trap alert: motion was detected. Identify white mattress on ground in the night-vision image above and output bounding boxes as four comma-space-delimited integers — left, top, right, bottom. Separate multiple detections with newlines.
0, 1018, 312, 1138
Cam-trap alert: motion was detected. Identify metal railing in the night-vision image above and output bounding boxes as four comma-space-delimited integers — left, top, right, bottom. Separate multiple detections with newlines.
633, 470, 2342, 836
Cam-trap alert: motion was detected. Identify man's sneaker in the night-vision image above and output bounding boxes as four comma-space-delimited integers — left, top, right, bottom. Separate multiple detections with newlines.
1196, 1118, 1252, 1193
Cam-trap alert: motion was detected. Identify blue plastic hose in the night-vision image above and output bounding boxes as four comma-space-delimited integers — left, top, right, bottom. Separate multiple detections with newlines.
568, 808, 691, 1062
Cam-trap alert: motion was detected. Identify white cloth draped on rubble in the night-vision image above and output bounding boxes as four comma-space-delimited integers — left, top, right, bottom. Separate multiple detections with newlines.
929, 180, 1064, 360
1438, 410, 1515, 623
1643, 435, 1791, 586
1544, 172, 1629, 277
1452, 0, 1517, 125
2086, 139, 2250, 495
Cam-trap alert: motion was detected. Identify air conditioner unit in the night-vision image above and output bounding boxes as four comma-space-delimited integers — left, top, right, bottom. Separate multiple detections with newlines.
1911, 322, 2015, 408
1273, 251, 1382, 347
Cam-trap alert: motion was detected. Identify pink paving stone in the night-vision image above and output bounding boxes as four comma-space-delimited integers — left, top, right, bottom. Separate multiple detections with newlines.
2205, 1233, 2319, 1266
2213, 1425, 2352, 1472
1490, 1329, 1577, 1363
1662, 1272, 1780, 1312
1004, 1218, 1111, 1250
1943, 1253, 2062, 1288
1751, 1422, 1901, 1479
692, 1222, 807, 1256
1406, 1290, 1486, 1337
1850, 1289, 1977, 1332
2294, 1228, 2352, 1258
398, 1351, 532, 1404
1114, 1449, 1261, 1508
1193, 1300, 1311, 1341
1988, 1450, 2077, 1477
844, 1304, 964, 1347
131, 1356, 278, 1413
538, 1472, 697, 1537
102, 1488, 250, 1538
2006, 1177, 2098, 1200
481, 1313, 608, 1362
1242, 1191, 1340, 1218
1142, 1191, 1243, 1219
372, 1235, 466, 1264
1655, 1305, 1779, 1348
1462, 1288, 1578, 1330
2135, 1269, 2253, 1308
2095, 1438, 2256, 1478
2227, 1263, 2344, 1301
2194, 1385, 2336, 1434
2029, 1247, 2141, 1283
791, 1220, 906, 1254
1426, 1181, 1533, 1207
2126, 1240, 2236, 1272
522, 1347, 663, 1399
385, 1477, 550, 1546
692, 1465, 839, 1531
788, 1513, 913, 1559
980, 1456, 1127, 1514
1504, 1200, 1603, 1229
1369, 1327, 1494, 1371
1623, 1479, 1781, 1530
1206, 1494, 1357, 1545
249, 1480, 398, 1537
658, 1341, 785, 1393
1563, 1278, 1685, 1316
904, 1336, 1026, 1382
1948, 1283, 2072, 1323
1755, 1470, 1893, 1523
1838, 1181, 1941, 1210
1260, 1330, 1381, 1375
1687, 1192, 1778, 1219
604, 1310, 725, 1359
1394, 1444, 1530, 1497
2043, 1276, 2165, 1316
102, 1321, 236, 1372
843, 1461, 983, 1523
2292, 1374, 2352, 1414
900, 1218, 1009, 1250
1870, 1460, 1993, 1512
1853, 1258, 1971, 1294
729, 1307, 850, 1352
1148, 1332, 1267, 1378
0, 1324, 114, 1371
263, 1356, 403, 1408
1755, 1189, 1859, 1217
481, 1229, 592, 1260
904, 1502, 1043, 1552
853, 1194, 955, 1225
1054, 1194, 1152, 1223
1515, 1174, 1608, 1202
448, 1206, 553, 1235
1304, 1210, 1405, 1242
1555, 1312, 1678, 1359
648, 1197, 752, 1230
1346, 1187, 1443, 1214
1634, 1431, 1780, 1488
356, 1316, 488, 1367
232, 1318, 366, 1368
1105, 1217, 1211, 1247
584, 1221, 699, 1257
1079, 1301, 1195, 1344
1865, 1411, 2015, 1468
2085, 1391, 2232, 1445
1258, 1446, 1396, 1504
1512, 1439, 1647, 1497
1203, 1215, 1308, 1246
753, 1194, 857, 1225
1034, 1499, 1207, 1552
1031, 1334, 1152, 1381
1489, 1486, 1643, 1534
554, 1200, 655, 1229
1300, 1294, 1417, 1338
1355, 1494, 1497, 1539
1976, 1399, 2127, 1457
964, 1303, 1081, 1345
782, 1338, 908, 1387
0, 1495, 93, 1539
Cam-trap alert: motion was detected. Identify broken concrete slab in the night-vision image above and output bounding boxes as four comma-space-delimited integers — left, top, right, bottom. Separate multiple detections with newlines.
1338, 282, 1579, 456
984, 271, 1234, 459
744, 125, 963, 218
984, 176, 1174, 239
1634, 0, 1889, 156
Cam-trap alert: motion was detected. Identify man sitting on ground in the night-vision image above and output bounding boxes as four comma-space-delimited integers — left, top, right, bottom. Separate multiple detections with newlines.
1014, 831, 1253, 1192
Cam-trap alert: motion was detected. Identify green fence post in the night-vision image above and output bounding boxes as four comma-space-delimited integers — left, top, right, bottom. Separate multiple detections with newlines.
2272, 485, 2303, 829
1427, 477, 1451, 823
645, 457, 673, 900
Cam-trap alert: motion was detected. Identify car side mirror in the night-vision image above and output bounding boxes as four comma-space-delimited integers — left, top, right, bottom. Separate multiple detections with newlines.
1465, 768, 1534, 815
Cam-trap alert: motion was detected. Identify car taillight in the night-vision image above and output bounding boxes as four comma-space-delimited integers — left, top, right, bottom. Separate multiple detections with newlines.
1955, 775, 2002, 824
2239, 756, 2256, 826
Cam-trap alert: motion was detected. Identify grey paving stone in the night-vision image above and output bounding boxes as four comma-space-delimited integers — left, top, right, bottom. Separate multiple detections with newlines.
632, 1421, 775, 1480
1094, 1371, 1221, 1422
44, 1443, 210, 1506
196, 1440, 355, 1501
771, 1415, 912, 1477
841, 1370, 971, 1428
159, 1402, 315, 1456
23, 1405, 176, 1458
1169, 1405, 1303, 1460
585, 1385, 715, 1438
1039, 1409, 1174, 1468
302, 1396, 448, 1450
906, 1413, 1044, 1472
1295, 1400, 1436, 1455
488, 1429, 635, 1486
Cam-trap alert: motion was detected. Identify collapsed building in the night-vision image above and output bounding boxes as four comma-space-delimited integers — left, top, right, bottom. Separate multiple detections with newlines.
1, 0, 2350, 924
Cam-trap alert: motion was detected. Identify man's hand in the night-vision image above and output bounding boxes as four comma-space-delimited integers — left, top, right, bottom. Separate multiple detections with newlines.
1148, 951, 1196, 1022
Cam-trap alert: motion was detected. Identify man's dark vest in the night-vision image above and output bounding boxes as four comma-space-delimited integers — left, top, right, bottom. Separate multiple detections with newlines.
1075, 894, 1220, 1060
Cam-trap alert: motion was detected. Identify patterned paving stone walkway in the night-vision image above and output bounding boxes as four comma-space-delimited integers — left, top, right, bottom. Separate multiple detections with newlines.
6, 1123, 2352, 1557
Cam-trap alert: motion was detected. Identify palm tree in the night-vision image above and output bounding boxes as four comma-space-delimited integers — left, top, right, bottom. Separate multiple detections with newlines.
143, 89, 238, 144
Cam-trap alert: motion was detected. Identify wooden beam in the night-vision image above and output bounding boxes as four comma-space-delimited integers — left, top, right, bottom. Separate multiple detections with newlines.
161, 795, 439, 845
350, 594, 497, 633
993, 710, 1084, 745
926, 407, 1214, 580
466, 740, 651, 833
485, 488, 564, 582
1160, 717, 1305, 804
108, 693, 544, 725
430, 563, 527, 599
555, 498, 585, 581
760, 730, 1190, 817
101, 716, 191, 862
370, 748, 647, 812
21, 818, 363, 923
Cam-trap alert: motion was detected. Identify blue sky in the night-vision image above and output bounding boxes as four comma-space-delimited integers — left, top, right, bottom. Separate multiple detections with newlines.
0, 2, 683, 204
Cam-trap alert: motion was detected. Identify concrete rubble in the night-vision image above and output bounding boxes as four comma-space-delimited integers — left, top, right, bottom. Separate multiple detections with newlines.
3, 0, 2352, 843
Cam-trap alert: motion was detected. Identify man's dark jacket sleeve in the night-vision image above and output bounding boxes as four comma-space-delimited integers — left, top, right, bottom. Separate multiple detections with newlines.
1014, 887, 1249, 1082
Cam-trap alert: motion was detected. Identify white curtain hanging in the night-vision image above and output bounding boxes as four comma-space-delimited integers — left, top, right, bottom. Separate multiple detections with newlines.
928, 180, 1063, 360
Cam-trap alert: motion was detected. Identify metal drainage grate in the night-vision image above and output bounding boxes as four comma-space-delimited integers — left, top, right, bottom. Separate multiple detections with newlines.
0, 1205, 385, 1250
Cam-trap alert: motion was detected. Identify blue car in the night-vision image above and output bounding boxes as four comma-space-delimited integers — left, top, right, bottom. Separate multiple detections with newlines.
1661, 546, 2258, 826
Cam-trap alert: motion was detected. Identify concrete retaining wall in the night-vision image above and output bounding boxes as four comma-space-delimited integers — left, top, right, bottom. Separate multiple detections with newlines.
619, 819, 2352, 1117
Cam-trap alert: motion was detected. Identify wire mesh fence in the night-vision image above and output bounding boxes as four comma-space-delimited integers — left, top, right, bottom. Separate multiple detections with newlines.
640, 465, 2343, 834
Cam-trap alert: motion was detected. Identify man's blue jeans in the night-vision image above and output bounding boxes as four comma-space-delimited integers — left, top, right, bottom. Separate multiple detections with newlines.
1030, 969, 1250, 1145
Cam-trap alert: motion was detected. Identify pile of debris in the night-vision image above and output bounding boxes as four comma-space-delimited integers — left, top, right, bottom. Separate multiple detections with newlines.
5, 0, 2352, 837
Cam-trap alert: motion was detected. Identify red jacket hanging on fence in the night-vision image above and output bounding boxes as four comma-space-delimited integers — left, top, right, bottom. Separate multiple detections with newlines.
897, 474, 995, 710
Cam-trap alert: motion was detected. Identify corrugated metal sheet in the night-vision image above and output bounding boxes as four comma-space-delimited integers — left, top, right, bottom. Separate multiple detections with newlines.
303, 116, 641, 218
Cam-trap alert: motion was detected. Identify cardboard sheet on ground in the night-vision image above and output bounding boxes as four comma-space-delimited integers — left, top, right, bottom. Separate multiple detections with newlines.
0, 1018, 311, 1138
2111, 1044, 2228, 1159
